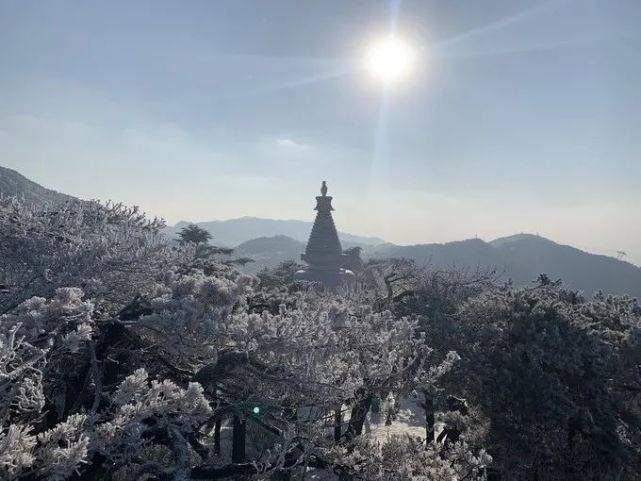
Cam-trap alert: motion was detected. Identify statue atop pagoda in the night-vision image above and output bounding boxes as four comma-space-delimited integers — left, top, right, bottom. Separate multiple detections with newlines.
295, 182, 355, 288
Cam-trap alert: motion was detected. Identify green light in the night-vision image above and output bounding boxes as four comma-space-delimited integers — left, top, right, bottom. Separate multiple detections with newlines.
252, 406, 260, 415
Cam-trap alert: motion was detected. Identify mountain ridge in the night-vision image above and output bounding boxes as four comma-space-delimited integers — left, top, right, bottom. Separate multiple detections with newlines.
368, 235, 641, 297
0, 166, 75, 205
234, 235, 306, 274
165, 216, 385, 248
236, 233, 641, 297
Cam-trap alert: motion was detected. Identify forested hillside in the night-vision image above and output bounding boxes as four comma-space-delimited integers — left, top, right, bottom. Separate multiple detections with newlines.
0, 166, 75, 205
234, 235, 305, 274
368, 235, 641, 297
228, 234, 641, 297
491, 234, 641, 295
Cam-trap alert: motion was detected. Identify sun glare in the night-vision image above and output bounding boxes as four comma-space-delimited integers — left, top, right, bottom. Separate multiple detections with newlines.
365, 36, 415, 84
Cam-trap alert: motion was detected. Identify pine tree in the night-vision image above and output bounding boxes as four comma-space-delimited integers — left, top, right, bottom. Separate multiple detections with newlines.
176, 223, 212, 245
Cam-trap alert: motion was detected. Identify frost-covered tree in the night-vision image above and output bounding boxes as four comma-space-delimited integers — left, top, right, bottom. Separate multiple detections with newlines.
0, 199, 491, 480
177, 224, 212, 246
0, 198, 171, 314
377, 262, 641, 481
451, 283, 641, 480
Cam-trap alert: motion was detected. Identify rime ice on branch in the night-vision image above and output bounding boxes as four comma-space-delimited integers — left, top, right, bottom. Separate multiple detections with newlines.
295, 181, 355, 287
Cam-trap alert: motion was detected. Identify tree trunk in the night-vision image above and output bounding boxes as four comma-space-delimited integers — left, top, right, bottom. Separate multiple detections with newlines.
213, 418, 222, 455
270, 470, 291, 480
486, 467, 502, 481
423, 392, 435, 446
334, 407, 342, 443
344, 394, 372, 441
232, 415, 246, 463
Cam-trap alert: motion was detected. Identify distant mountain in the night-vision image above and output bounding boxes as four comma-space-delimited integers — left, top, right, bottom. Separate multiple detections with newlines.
365, 234, 641, 298
229, 233, 641, 298
365, 238, 505, 271
165, 217, 385, 248
0, 166, 75, 205
234, 235, 305, 274
490, 234, 641, 297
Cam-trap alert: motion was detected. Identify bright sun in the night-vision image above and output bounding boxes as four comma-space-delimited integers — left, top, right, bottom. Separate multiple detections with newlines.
365, 36, 415, 84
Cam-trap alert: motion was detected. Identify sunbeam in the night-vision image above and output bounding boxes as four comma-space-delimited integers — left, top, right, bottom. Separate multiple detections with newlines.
433, 0, 571, 53
204, 64, 352, 104
244, 67, 351, 96
364, 0, 406, 237
368, 0, 404, 198
432, 35, 622, 60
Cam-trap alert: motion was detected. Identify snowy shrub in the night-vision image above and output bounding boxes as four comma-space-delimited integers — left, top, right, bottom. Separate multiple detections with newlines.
0, 198, 171, 314
0, 424, 36, 478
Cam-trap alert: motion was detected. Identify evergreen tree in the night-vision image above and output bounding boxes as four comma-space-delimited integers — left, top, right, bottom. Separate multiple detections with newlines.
176, 223, 212, 245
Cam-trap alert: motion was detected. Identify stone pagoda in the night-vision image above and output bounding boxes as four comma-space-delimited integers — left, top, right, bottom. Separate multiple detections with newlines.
295, 182, 355, 288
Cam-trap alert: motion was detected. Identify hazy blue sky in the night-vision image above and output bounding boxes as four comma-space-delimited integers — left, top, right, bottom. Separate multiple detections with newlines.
1, 0, 640, 263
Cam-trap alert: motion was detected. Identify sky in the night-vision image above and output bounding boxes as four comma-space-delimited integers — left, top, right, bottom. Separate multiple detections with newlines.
1, 0, 640, 264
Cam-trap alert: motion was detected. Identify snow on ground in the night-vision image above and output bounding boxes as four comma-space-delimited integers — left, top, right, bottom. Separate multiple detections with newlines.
366, 396, 430, 445
207, 395, 434, 480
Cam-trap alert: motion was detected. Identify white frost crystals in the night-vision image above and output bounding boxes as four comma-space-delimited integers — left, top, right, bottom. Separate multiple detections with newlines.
0, 197, 497, 480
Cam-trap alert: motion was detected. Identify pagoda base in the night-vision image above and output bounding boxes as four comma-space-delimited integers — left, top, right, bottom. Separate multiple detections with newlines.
294, 267, 355, 289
